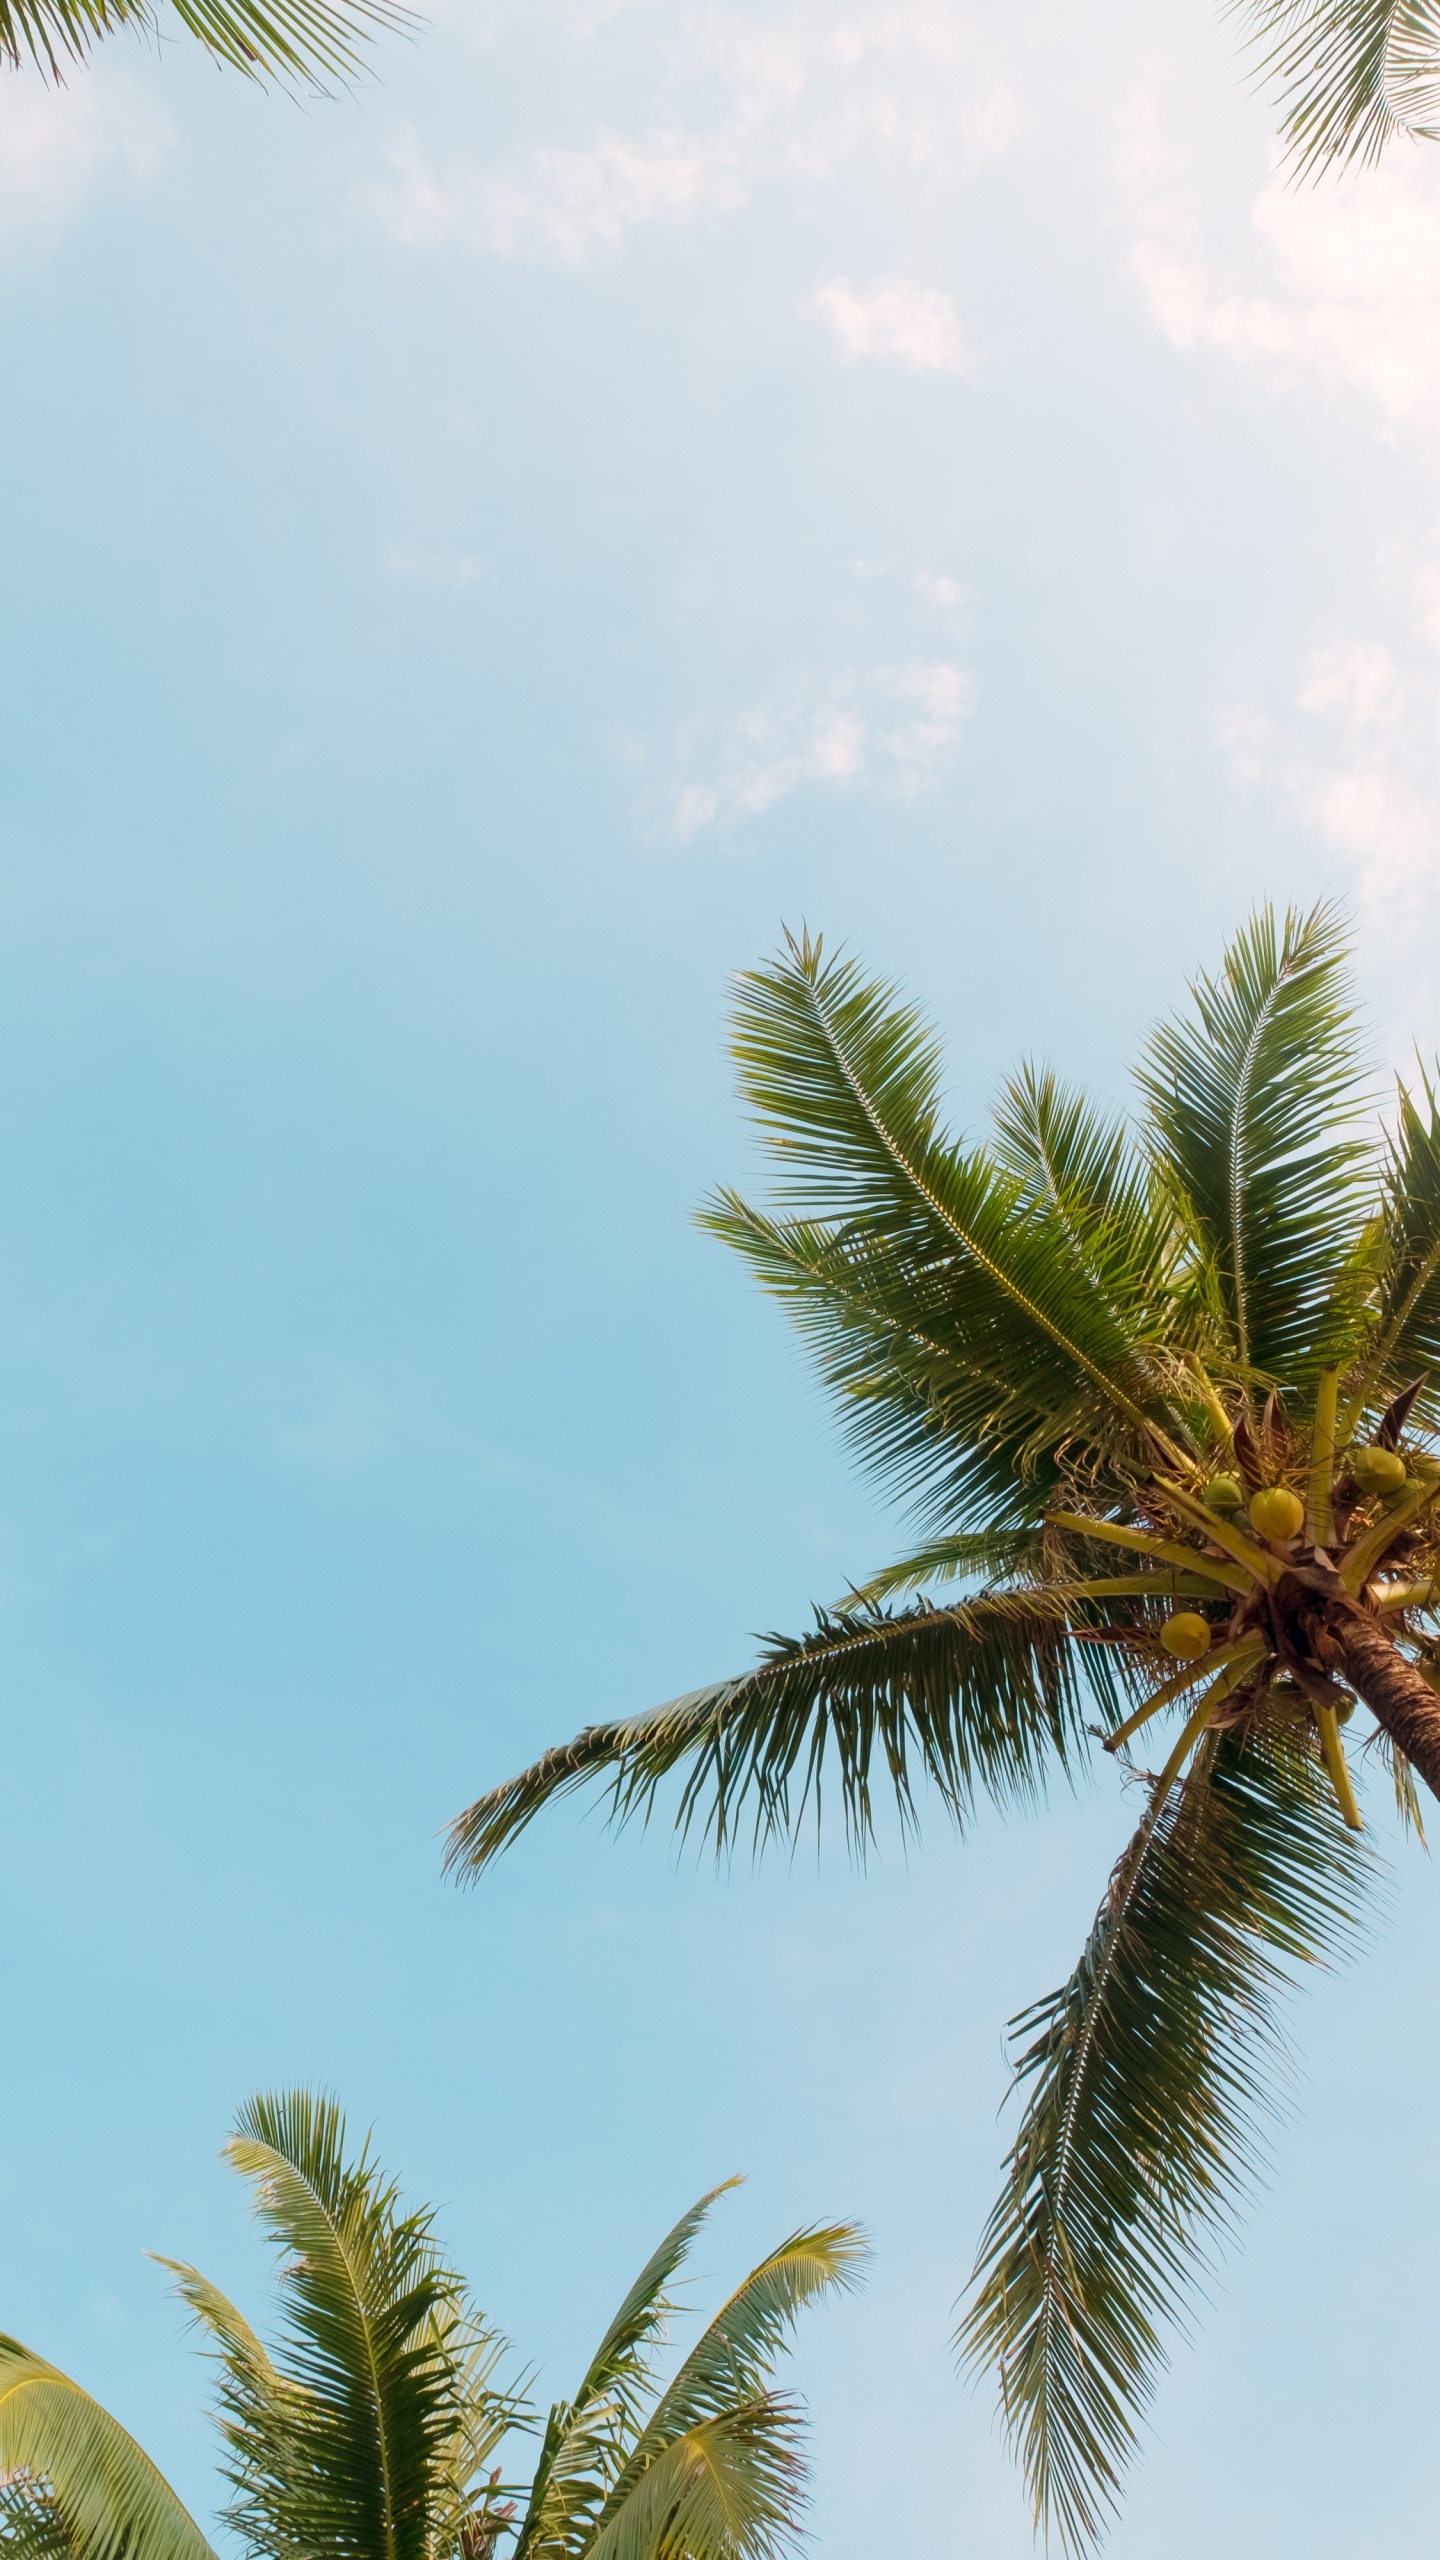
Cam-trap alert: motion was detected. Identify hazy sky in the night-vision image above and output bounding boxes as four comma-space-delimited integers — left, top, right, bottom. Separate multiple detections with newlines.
3, 1, 1440, 2553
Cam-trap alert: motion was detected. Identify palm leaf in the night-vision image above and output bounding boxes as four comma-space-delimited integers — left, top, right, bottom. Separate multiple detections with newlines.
195, 2088, 476, 2560
514, 2189, 734, 2560
446, 1593, 1111, 1877
990, 1066, 1171, 1325
0, 2339, 216, 2560
0, 0, 412, 88
0, 2479, 84, 2560
1344, 1064, 1440, 1426
715, 934, 1176, 1465
1138, 903, 1372, 1390
1236, 0, 1440, 172
959, 1716, 1371, 2552
583, 2226, 864, 2560
581, 2406, 803, 2560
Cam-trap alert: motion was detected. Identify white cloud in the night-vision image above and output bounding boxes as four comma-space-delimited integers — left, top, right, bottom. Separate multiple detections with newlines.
813, 275, 969, 373
383, 541, 489, 590
1217, 621, 1440, 1012
668, 659, 974, 834
364, 2, 1019, 265
0, 76, 172, 249
1118, 88, 1440, 434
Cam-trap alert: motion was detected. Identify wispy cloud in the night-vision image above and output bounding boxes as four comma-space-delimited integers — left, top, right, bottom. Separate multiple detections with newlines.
665, 659, 974, 835
0, 76, 172, 249
813, 276, 969, 373
364, 0, 1018, 266
1117, 88, 1440, 435
1217, 617, 1440, 1037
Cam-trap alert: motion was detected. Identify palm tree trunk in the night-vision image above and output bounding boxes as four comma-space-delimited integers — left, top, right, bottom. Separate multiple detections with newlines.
1332, 1614, 1440, 1804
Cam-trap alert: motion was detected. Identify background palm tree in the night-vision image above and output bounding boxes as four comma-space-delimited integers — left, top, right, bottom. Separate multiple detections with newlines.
450, 904, 1440, 2548
0, 0, 408, 94
0, 2091, 863, 2560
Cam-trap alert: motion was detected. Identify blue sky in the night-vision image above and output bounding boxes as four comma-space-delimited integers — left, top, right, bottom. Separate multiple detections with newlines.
3, 0, 1440, 2550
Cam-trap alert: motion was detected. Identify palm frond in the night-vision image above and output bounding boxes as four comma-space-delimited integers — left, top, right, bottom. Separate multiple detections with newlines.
514, 2190, 733, 2560
200, 2088, 478, 2560
0, 2339, 216, 2560
842, 1529, 1044, 1603
1236, 0, 1440, 173
1139, 903, 1372, 1391
583, 2226, 864, 2560
715, 934, 1177, 1473
1344, 1064, 1440, 1427
990, 1065, 1171, 1324
0, 0, 413, 89
700, 1195, 1075, 1533
581, 2406, 803, 2560
959, 1715, 1371, 2552
0, 2477, 84, 2560
446, 1593, 1111, 1878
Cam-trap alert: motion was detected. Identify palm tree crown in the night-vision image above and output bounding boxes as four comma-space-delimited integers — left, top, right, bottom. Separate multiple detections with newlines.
450, 905, 1440, 2546
0, 2091, 863, 2560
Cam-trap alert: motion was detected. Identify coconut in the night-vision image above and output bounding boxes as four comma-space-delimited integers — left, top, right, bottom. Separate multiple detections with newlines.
1204, 1473, 1243, 1513
1249, 1485, 1304, 1542
1352, 1445, 1408, 1494
1160, 1611, 1211, 1661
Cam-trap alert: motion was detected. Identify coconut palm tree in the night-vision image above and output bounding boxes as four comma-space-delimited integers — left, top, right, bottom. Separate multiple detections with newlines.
1, 0, 407, 93
448, 904, 1440, 2548
0, 2090, 862, 2560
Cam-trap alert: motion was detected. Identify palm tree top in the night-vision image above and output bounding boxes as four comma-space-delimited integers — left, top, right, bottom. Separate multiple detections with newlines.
447, 903, 1440, 2546
0, 2092, 864, 2560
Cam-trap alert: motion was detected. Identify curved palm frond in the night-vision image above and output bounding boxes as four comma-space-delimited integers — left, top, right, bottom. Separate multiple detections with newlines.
718, 934, 1179, 1467
0, 2339, 216, 2560
1236, 0, 1440, 173
581, 2225, 864, 2560
0, 2477, 86, 2560
1139, 903, 1372, 1391
581, 2406, 802, 2560
191, 2089, 478, 2560
1344, 1064, 1440, 1428
0, 0, 413, 89
446, 1591, 1112, 1878
514, 2188, 735, 2560
990, 1065, 1171, 1324
959, 1716, 1372, 2552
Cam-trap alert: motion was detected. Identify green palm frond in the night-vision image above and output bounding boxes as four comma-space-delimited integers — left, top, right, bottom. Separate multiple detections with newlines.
1236, 0, 1440, 172
583, 2225, 864, 2560
189, 2089, 478, 2560
0, 2477, 83, 2560
0, 0, 413, 89
582, 2406, 802, 2560
446, 1592, 1111, 1878
842, 1528, 1045, 1603
990, 1066, 1171, 1323
717, 935, 1176, 1465
0, 2340, 216, 2560
701, 1195, 1076, 1533
515, 2188, 734, 2560
1344, 1065, 1440, 1426
959, 1716, 1371, 2552
1139, 904, 1372, 1391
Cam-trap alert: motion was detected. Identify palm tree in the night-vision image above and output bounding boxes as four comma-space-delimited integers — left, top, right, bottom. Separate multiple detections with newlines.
0, 2090, 863, 2560
448, 904, 1440, 2547
1, 0, 408, 94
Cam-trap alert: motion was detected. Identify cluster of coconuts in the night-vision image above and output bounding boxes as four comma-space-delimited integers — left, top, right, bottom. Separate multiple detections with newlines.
1157, 1441, 1416, 1664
